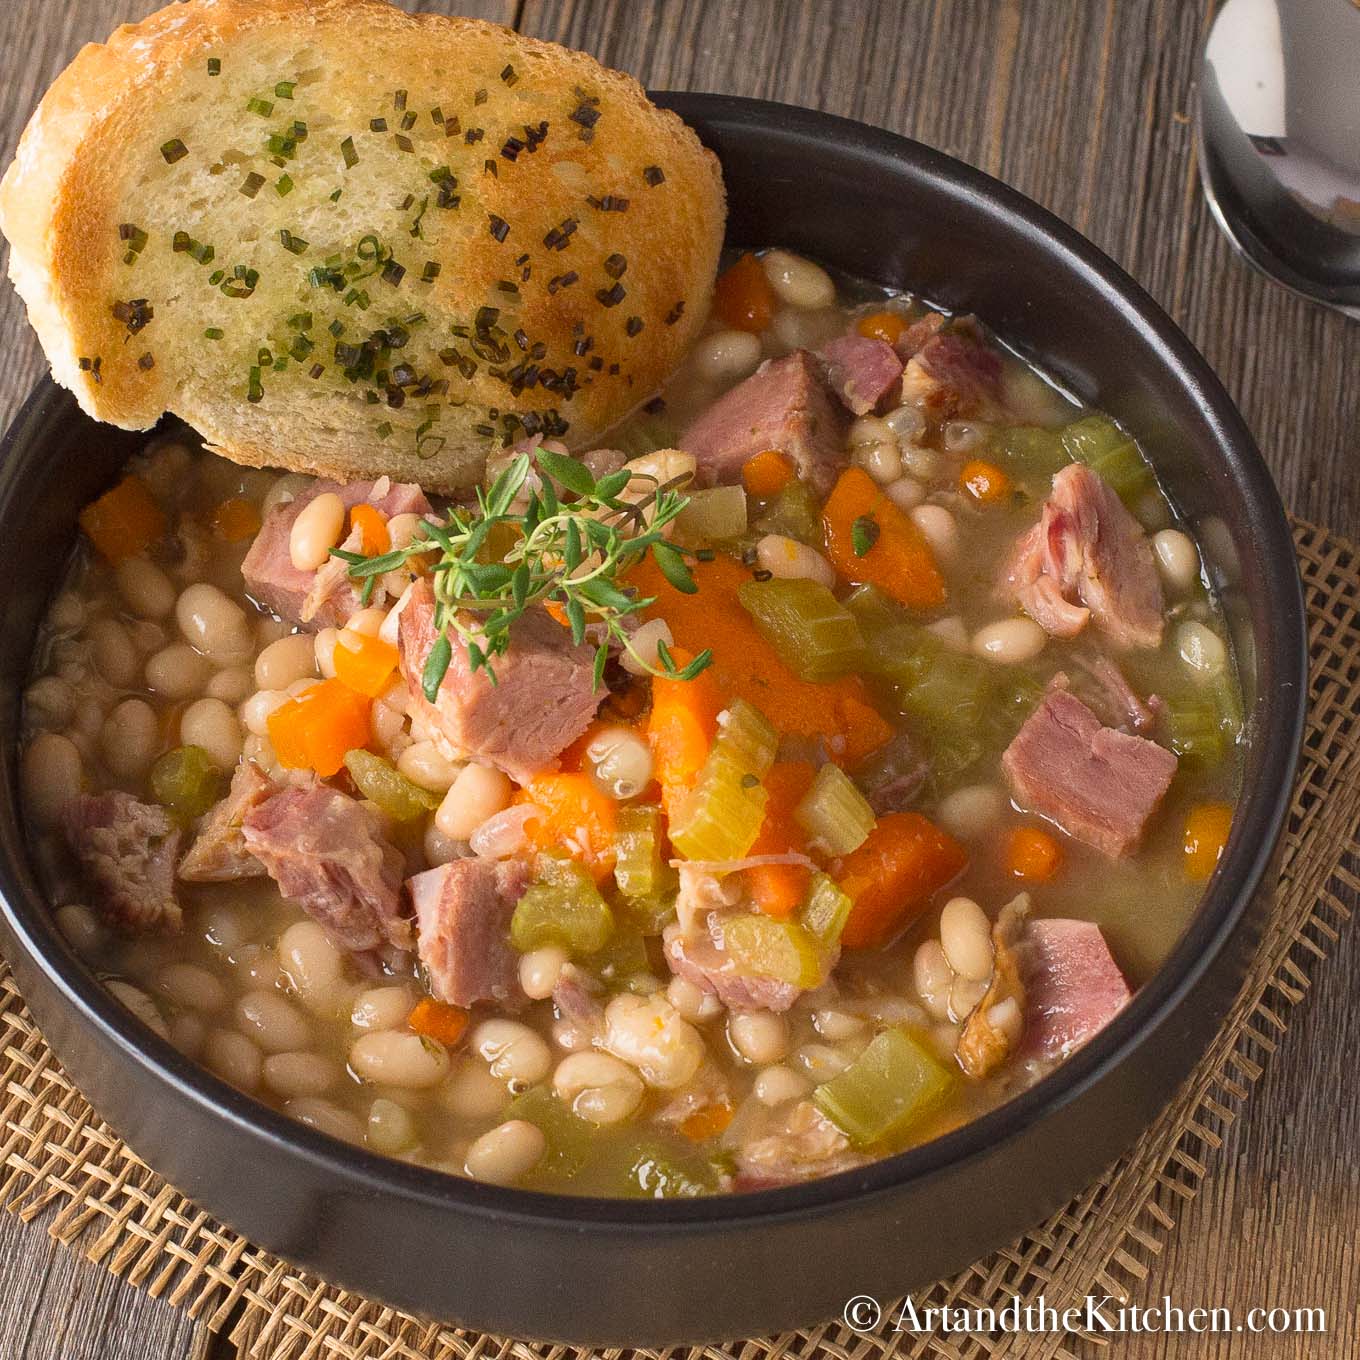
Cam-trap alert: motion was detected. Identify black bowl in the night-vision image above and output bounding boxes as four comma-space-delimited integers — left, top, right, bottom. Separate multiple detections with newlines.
0, 94, 1306, 1344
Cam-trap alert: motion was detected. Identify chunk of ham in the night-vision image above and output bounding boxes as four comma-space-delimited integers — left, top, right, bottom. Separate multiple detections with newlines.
1002, 688, 1177, 858
818, 333, 903, 415
242, 782, 411, 955
893, 310, 946, 360
899, 326, 1002, 419
63, 793, 181, 933
680, 350, 847, 494
242, 476, 431, 630
1002, 463, 1165, 649
662, 917, 804, 1014
397, 577, 602, 783
733, 1101, 865, 1188
406, 857, 528, 1007
1021, 918, 1132, 1061
177, 761, 274, 882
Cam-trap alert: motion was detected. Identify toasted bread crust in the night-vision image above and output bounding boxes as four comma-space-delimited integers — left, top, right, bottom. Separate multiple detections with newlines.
0, 0, 725, 489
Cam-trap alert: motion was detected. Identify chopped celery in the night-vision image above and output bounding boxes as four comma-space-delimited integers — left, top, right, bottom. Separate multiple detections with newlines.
1060, 414, 1153, 505
752, 481, 823, 546
993, 424, 1071, 477
510, 860, 615, 956
612, 412, 680, 458
584, 925, 650, 983
669, 699, 778, 862
148, 745, 225, 822
629, 1143, 724, 1198
795, 763, 876, 854
738, 577, 868, 681
506, 1084, 593, 1178
614, 805, 665, 899
813, 1026, 955, 1147
800, 872, 852, 951
617, 889, 678, 936
344, 749, 440, 821
676, 485, 747, 543
720, 912, 825, 988
898, 648, 993, 728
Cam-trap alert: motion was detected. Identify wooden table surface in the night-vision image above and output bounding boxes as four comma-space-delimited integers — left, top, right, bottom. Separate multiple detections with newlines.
1, 2, 1356, 1356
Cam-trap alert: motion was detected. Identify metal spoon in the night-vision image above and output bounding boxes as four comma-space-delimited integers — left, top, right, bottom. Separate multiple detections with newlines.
1197, 0, 1360, 320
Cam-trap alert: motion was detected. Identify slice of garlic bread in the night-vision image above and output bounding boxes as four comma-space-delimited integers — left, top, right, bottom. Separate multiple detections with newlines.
0, 0, 725, 490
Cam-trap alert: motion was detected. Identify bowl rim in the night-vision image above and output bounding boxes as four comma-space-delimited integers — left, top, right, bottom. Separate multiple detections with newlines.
0, 91, 1308, 1232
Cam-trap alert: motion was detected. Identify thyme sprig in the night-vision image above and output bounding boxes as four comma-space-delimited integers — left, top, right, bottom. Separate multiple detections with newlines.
333, 446, 714, 698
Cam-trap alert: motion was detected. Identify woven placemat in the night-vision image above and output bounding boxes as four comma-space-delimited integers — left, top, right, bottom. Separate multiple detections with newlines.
0, 517, 1355, 1360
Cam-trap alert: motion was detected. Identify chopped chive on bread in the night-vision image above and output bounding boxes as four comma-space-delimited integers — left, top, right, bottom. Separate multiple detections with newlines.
0, 0, 726, 491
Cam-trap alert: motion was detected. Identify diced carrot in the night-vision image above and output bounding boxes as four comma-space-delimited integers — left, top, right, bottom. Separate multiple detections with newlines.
407, 997, 469, 1047
960, 459, 1012, 504
1004, 825, 1063, 881
647, 648, 723, 820
746, 863, 812, 920
517, 773, 619, 880
856, 310, 908, 346
349, 503, 391, 556
211, 496, 262, 542
713, 252, 775, 333
333, 633, 400, 698
742, 449, 795, 498
1183, 802, 1233, 882
823, 466, 946, 611
631, 554, 892, 767
679, 1102, 735, 1142
838, 812, 967, 950
267, 679, 372, 777
78, 475, 165, 563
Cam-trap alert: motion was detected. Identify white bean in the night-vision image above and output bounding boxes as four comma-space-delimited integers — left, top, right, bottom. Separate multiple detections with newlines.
22, 733, 83, 827
855, 440, 902, 485
986, 996, 1024, 1046
204, 1029, 261, 1091
1176, 620, 1227, 677
909, 504, 959, 562
692, 329, 763, 384
105, 979, 170, 1040
939, 897, 994, 982
168, 1011, 206, 1059
464, 1120, 545, 1186
314, 627, 340, 679
289, 492, 346, 572
350, 984, 416, 1031
24, 676, 75, 730
949, 975, 989, 1022
442, 1058, 510, 1119
344, 606, 387, 639
386, 512, 425, 550
620, 617, 675, 676
728, 1010, 789, 1065
586, 726, 654, 800
900, 443, 944, 480
263, 1051, 337, 1097
936, 783, 1007, 840
423, 823, 466, 867
436, 763, 512, 841
553, 1051, 644, 1124
971, 617, 1047, 665
235, 990, 313, 1053
761, 250, 836, 309
942, 420, 989, 454
145, 643, 212, 699
603, 993, 705, 1090
55, 903, 105, 958
175, 583, 253, 663
156, 961, 227, 1012
397, 741, 461, 793
519, 946, 569, 1001
812, 1008, 867, 1042
207, 665, 254, 704
240, 689, 288, 737
367, 1097, 418, 1154
114, 556, 177, 619
848, 415, 895, 448
233, 943, 285, 991
753, 1064, 811, 1106
350, 1029, 451, 1089
913, 940, 955, 1020
667, 974, 723, 1023
770, 306, 845, 351
99, 699, 158, 779
88, 618, 138, 688
255, 633, 317, 691
285, 1096, 364, 1144
48, 591, 86, 633
884, 403, 928, 443
755, 534, 836, 587
925, 616, 970, 651
794, 1042, 853, 1081
277, 919, 344, 998
471, 1018, 552, 1087
180, 697, 243, 769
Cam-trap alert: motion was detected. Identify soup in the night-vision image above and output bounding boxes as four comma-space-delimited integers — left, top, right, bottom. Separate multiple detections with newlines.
18, 249, 1242, 1195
